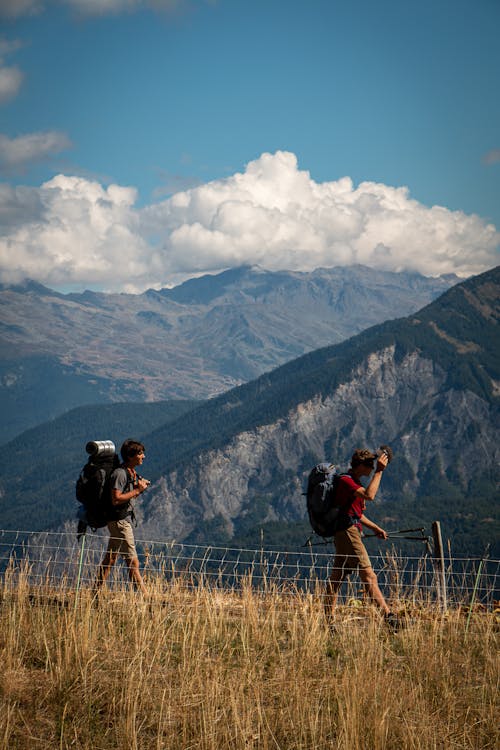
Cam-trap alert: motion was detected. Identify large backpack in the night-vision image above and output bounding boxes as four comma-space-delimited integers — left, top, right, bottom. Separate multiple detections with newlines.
76, 440, 120, 531
305, 463, 348, 537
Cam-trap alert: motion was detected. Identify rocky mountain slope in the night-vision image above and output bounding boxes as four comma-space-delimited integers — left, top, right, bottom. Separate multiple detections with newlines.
0, 265, 457, 442
135, 267, 499, 552
1, 266, 498, 555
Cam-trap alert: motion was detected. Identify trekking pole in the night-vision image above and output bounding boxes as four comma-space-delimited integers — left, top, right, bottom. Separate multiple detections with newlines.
303, 527, 428, 546
363, 527, 427, 540
465, 544, 490, 636
302, 534, 334, 548
74, 530, 86, 613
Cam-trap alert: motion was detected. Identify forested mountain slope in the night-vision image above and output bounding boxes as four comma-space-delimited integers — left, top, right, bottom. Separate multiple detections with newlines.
137, 265, 499, 555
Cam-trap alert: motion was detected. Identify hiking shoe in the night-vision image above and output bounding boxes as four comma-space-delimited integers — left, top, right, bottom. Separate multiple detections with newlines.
385, 612, 406, 632
327, 620, 339, 637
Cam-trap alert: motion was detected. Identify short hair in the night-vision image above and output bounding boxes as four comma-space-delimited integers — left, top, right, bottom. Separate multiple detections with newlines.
351, 449, 377, 467
120, 439, 145, 461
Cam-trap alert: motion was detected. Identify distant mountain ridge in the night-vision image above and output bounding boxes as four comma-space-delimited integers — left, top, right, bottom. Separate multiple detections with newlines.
0, 264, 458, 442
0, 266, 498, 556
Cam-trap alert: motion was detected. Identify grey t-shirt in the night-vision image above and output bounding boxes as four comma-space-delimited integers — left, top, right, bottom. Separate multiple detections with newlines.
108, 466, 135, 520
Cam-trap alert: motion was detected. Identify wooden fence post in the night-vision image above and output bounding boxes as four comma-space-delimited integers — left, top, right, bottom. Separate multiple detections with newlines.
432, 521, 447, 612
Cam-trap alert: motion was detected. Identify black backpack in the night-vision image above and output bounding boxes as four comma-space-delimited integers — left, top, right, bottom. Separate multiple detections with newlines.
76, 440, 120, 531
305, 463, 348, 537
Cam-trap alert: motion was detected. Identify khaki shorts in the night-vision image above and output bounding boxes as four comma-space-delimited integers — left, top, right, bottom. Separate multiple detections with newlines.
333, 525, 371, 573
106, 519, 137, 560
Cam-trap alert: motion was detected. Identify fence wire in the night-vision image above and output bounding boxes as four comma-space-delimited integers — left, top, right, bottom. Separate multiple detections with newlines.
0, 529, 498, 608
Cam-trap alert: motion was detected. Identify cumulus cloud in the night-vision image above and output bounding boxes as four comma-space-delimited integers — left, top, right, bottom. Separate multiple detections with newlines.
62, 0, 204, 16
0, 0, 208, 19
0, 151, 498, 293
0, 65, 23, 103
482, 149, 500, 166
0, 0, 43, 19
141, 151, 499, 280
0, 37, 25, 104
0, 131, 72, 172
0, 174, 161, 292
63, 0, 139, 15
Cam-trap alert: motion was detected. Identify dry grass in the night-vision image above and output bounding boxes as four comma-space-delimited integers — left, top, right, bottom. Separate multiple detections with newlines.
0, 572, 498, 750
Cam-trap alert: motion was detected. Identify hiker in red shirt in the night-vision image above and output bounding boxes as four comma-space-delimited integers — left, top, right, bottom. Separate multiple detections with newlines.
324, 447, 401, 630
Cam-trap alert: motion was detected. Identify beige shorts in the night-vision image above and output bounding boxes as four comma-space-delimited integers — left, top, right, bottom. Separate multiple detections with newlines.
106, 519, 137, 560
333, 525, 371, 573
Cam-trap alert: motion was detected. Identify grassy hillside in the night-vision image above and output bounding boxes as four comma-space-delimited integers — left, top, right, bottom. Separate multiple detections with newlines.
0, 575, 497, 750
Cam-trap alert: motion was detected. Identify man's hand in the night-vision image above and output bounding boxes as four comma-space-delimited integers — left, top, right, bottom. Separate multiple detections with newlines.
375, 527, 388, 540
137, 477, 150, 493
376, 452, 389, 472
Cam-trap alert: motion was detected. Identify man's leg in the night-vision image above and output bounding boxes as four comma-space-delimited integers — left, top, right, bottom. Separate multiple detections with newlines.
324, 528, 361, 623
125, 556, 147, 595
95, 550, 118, 590
332, 527, 391, 616
324, 559, 347, 622
359, 566, 390, 615
115, 520, 148, 595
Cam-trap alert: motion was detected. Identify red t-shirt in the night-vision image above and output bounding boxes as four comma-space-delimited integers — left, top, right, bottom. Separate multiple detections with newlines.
335, 473, 365, 531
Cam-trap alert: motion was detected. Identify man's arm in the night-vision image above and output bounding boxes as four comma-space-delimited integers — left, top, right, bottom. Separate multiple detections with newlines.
356, 452, 389, 502
360, 514, 387, 539
111, 470, 149, 506
111, 486, 142, 506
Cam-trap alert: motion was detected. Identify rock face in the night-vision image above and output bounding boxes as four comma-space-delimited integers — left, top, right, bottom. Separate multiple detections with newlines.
133, 265, 499, 545
0, 265, 457, 442
138, 343, 498, 543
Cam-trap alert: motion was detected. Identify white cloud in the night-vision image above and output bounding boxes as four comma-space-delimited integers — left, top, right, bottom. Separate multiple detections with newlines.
0, 174, 160, 292
62, 0, 199, 16
0, 38, 24, 58
147, 0, 196, 10
0, 151, 498, 293
0, 0, 43, 19
482, 149, 500, 166
0, 131, 72, 172
141, 151, 499, 280
63, 0, 140, 15
0, 37, 25, 104
0, 183, 44, 230
0, 0, 207, 19
0, 65, 23, 103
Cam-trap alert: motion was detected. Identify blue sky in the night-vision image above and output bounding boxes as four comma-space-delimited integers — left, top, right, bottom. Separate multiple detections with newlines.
0, 0, 499, 292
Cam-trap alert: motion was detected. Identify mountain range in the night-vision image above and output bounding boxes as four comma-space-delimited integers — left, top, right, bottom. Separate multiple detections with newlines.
0, 265, 457, 443
138, 265, 499, 555
1, 265, 498, 557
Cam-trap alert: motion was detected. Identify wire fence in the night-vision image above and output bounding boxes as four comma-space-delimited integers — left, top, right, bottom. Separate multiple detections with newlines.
0, 528, 498, 609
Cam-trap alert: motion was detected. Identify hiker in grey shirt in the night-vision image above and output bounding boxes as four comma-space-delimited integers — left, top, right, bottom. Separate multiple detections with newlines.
95, 439, 150, 595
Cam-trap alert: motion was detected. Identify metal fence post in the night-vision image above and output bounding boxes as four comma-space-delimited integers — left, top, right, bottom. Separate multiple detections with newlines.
465, 543, 491, 636
432, 521, 447, 612
74, 532, 86, 613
